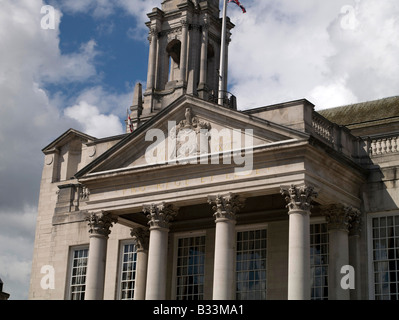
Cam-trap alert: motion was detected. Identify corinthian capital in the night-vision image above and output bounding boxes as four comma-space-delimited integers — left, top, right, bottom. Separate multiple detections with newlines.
208, 193, 244, 221
323, 204, 361, 233
280, 184, 318, 212
130, 227, 150, 251
143, 203, 178, 230
86, 211, 117, 238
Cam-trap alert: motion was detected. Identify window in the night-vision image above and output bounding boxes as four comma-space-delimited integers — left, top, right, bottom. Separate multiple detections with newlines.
176, 235, 206, 300
69, 247, 89, 300
371, 215, 399, 300
310, 223, 329, 300
118, 242, 137, 300
236, 228, 267, 300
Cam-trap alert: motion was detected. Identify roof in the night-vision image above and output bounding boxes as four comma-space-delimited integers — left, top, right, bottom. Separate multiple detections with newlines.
318, 96, 399, 126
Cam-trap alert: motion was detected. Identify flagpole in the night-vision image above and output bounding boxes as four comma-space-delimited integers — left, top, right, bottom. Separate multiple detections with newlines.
218, 0, 228, 106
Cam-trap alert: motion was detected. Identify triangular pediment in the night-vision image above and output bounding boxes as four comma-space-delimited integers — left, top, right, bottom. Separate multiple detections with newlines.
75, 96, 308, 178
42, 128, 96, 154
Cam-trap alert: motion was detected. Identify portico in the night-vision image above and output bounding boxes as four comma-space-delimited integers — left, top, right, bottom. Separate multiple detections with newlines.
76, 95, 365, 300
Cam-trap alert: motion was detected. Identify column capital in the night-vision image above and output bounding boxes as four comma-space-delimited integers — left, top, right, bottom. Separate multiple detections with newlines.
86, 211, 117, 238
143, 202, 178, 230
130, 227, 150, 251
208, 193, 244, 221
149, 27, 159, 36
181, 19, 189, 28
280, 184, 318, 212
322, 204, 361, 233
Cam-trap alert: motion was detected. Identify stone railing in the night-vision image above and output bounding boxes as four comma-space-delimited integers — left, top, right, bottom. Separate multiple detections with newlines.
311, 112, 363, 162
312, 113, 334, 144
369, 135, 399, 156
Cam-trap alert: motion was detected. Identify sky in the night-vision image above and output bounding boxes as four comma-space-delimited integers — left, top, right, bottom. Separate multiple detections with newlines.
0, 0, 398, 300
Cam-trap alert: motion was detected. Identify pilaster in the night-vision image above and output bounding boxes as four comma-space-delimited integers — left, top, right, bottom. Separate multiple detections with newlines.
322, 204, 361, 300
131, 227, 150, 300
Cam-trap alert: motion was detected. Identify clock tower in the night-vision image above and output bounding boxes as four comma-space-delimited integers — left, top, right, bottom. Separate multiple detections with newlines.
128, 0, 235, 131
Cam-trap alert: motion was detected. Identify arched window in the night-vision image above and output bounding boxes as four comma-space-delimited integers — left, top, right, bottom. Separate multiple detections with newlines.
166, 40, 181, 82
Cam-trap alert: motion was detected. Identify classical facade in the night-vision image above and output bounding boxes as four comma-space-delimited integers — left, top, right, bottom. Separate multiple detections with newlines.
29, 0, 399, 300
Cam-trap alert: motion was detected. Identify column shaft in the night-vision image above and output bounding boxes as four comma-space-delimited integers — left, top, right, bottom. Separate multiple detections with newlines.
145, 227, 168, 300
146, 28, 158, 91
328, 229, 349, 300
288, 210, 311, 300
208, 193, 243, 300
85, 234, 108, 300
179, 20, 188, 84
131, 227, 149, 300
134, 250, 148, 300
143, 203, 178, 300
199, 24, 209, 87
281, 184, 317, 300
84, 211, 117, 300
213, 218, 236, 300
323, 204, 360, 300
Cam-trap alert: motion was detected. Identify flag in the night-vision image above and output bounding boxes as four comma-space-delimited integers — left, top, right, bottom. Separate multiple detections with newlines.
228, 0, 246, 13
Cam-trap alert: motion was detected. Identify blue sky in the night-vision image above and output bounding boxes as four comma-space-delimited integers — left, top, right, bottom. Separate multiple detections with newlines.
0, 0, 398, 300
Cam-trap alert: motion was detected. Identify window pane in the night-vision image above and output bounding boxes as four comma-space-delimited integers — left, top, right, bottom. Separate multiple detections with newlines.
310, 223, 329, 300
236, 228, 267, 300
176, 236, 206, 300
372, 215, 399, 300
70, 248, 88, 300
119, 243, 137, 300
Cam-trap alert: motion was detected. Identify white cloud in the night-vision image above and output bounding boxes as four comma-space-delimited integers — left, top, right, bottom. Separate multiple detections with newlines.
228, 0, 399, 110
0, 205, 37, 300
0, 0, 124, 299
64, 101, 124, 138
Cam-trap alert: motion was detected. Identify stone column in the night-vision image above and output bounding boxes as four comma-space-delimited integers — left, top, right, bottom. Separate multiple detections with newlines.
130, 227, 150, 300
144, 203, 178, 300
179, 19, 188, 85
281, 184, 318, 300
146, 27, 158, 91
85, 211, 117, 300
323, 204, 360, 300
208, 193, 244, 300
198, 18, 209, 99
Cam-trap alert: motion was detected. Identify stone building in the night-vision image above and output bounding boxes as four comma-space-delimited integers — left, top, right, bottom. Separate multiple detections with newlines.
29, 0, 399, 300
